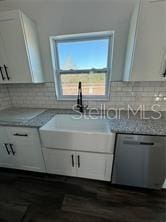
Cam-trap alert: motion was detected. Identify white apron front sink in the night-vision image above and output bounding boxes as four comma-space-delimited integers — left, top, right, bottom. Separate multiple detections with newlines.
40, 114, 115, 153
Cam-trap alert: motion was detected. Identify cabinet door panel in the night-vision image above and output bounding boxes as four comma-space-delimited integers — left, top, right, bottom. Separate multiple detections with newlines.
131, 1, 166, 81
0, 34, 7, 83
76, 152, 113, 181
0, 18, 31, 83
10, 143, 45, 172
0, 127, 14, 168
43, 148, 76, 177
0, 143, 14, 168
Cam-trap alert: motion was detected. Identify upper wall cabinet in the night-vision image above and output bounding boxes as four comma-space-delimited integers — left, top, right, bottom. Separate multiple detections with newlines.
124, 0, 166, 81
0, 10, 44, 84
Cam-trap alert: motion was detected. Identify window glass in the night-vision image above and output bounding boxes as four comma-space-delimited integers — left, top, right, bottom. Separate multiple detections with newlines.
50, 31, 114, 100
61, 72, 106, 96
57, 39, 109, 71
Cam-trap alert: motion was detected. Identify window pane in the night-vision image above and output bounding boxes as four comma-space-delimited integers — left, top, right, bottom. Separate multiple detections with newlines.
60, 73, 106, 96
57, 39, 109, 71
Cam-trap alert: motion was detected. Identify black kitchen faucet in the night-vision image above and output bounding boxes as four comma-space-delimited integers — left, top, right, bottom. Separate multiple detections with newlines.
77, 81, 84, 113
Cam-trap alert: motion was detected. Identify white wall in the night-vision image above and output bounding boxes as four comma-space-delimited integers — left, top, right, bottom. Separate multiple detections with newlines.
0, 0, 136, 82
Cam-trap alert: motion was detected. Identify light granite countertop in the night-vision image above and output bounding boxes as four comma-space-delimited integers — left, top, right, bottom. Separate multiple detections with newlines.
0, 108, 166, 136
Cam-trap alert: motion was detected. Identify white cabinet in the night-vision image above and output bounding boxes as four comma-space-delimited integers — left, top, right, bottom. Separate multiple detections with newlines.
43, 149, 76, 177
76, 152, 113, 181
0, 10, 44, 83
163, 179, 166, 189
124, 0, 166, 81
7, 127, 46, 172
43, 148, 113, 181
0, 126, 46, 172
40, 116, 115, 181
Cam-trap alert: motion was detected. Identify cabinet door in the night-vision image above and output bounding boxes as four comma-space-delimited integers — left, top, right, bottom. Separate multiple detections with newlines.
43, 148, 76, 177
131, 1, 166, 81
0, 127, 14, 168
0, 143, 15, 168
163, 179, 166, 189
0, 34, 7, 83
7, 127, 45, 172
76, 152, 113, 181
0, 13, 32, 83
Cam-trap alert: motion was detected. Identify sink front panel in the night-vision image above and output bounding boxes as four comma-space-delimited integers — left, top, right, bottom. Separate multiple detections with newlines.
40, 130, 115, 153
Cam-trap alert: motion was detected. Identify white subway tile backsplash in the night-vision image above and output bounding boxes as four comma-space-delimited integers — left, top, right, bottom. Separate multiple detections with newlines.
0, 81, 164, 111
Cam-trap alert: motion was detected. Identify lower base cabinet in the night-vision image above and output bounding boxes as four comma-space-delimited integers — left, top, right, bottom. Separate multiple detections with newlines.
0, 126, 46, 172
0, 125, 113, 181
76, 152, 113, 181
43, 148, 113, 181
44, 149, 76, 177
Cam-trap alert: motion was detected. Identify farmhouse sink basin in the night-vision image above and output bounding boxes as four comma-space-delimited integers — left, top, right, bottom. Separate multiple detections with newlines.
40, 114, 111, 133
40, 114, 115, 153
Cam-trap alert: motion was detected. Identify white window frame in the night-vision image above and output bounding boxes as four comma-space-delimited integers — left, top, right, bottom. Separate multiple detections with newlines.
50, 31, 114, 101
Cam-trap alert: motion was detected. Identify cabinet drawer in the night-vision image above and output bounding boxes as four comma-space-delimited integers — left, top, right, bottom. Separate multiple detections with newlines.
7, 127, 38, 145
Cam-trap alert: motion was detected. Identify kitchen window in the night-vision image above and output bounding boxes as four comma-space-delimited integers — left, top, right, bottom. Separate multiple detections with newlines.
50, 31, 114, 100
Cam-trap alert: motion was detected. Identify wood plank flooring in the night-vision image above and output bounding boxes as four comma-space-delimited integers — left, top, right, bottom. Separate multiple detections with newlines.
0, 169, 165, 222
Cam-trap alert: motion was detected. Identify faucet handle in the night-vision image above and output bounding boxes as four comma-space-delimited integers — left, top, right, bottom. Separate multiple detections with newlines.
83, 104, 88, 112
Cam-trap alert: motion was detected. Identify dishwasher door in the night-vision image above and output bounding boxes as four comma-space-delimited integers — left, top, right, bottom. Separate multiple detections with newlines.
112, 134, 166, 189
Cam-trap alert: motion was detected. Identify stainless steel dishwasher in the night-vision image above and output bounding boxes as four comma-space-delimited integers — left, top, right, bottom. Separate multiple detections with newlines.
112, 134, 166, 189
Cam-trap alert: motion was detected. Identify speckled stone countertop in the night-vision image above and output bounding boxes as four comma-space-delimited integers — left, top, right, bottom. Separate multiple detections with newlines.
0, 108, 74, 128
0, 108, 166, 136
108, 118, 166, 136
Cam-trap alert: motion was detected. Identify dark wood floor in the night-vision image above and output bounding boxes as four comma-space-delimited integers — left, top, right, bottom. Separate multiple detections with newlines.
0, 169, 165, 222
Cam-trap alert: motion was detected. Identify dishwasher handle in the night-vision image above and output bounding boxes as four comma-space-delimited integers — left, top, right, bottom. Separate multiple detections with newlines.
139, 142, 154, 146
123, 140, 154, 146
